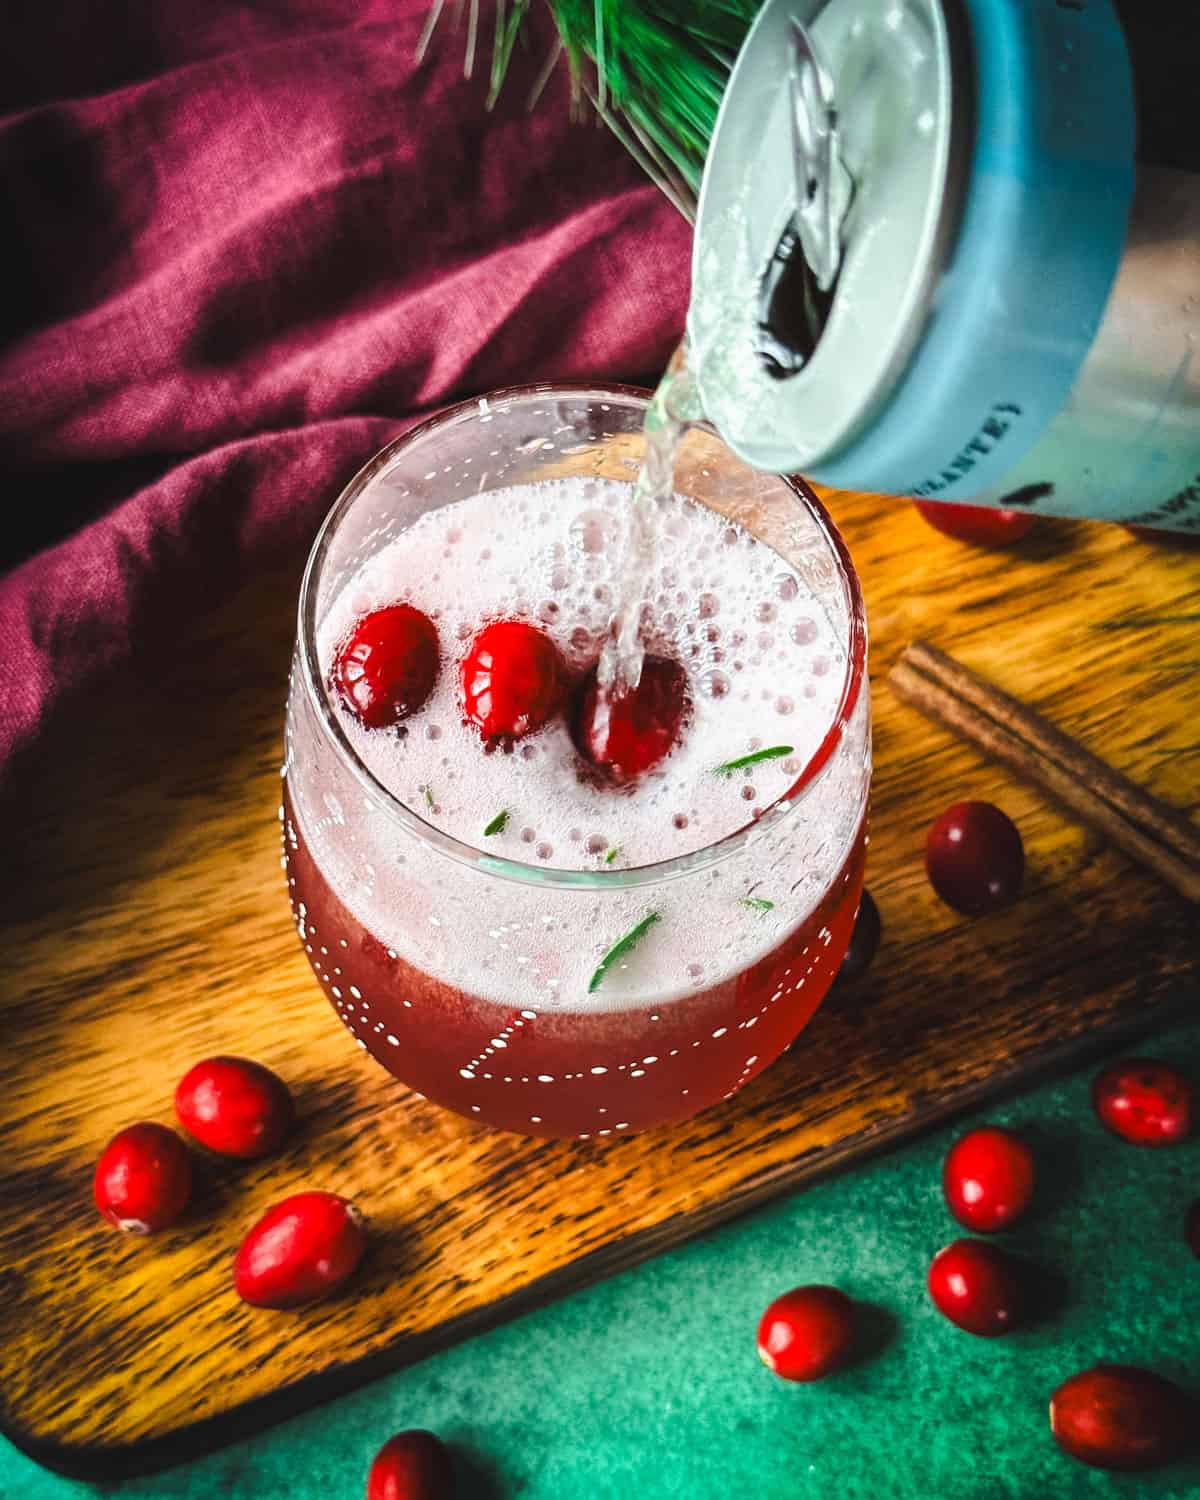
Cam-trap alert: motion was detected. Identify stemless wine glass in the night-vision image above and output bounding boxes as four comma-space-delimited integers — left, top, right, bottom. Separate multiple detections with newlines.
282, 385, 869, 1138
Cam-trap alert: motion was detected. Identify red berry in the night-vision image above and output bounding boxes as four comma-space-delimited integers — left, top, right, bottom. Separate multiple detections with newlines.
927, 1239, 1025, 1336
1186, 1200, 1200, 1259
942, 1126, 1035, 1233
914, 500, 1036, 546
93, 1122, 193, 1234
460, 620, 566, 742
175, 1056, 295, 1160
333, 605, 439, 728
234, 1191, 367, 1309
1091, 1058, 1192, 1146
756, 1285, 858, 1381
925, 800, 1024, 915
573, 655, 690, 780
835, 888, 881, 985
367, 1430, 455, 1500
1050, 1365, 1196, 1472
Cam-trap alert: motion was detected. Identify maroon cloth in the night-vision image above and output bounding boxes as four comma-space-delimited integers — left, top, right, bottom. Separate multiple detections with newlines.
0, 0, 690, 788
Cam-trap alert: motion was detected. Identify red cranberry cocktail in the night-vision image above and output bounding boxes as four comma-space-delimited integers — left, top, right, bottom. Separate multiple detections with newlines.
283, 387, 870, 1137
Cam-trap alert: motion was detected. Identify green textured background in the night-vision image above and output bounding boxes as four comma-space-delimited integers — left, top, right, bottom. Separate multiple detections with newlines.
3, 1019, 1198, 1499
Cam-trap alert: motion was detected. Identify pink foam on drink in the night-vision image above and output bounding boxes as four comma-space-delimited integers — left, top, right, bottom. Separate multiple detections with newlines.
290, 476, 867, 1015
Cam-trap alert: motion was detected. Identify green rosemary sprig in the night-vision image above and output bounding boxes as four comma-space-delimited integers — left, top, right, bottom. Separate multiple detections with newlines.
714, 745, 793, 775
588, 911, 661, 993
483, 810, 510, 836
741, 897, 775, 913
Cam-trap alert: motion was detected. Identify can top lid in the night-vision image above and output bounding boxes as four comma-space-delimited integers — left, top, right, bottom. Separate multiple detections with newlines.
689, 0, 963, 472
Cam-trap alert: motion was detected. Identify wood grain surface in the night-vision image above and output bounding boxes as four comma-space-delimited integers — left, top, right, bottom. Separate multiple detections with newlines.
1, 488, 1196, 1478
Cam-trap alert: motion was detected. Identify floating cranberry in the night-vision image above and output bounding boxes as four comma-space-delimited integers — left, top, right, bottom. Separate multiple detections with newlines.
925, 800, 1024, 915
175, 1056, 295, 1160
756, 1285, 858, 1381
234, 1191, 367, 1309
333, 605, 439, 729
942, 1126, 1035, 1233
367, 1430, 455, 1500
460, 620, 566, 742
835, 888, 881, 985
1050, 1365, 1196, 1471
94, 1122, 193, 1234
573, 655, 689, 780
927, 1239, 1025, 1336
914, 500, 1036, 547
1091, 1058, 1192, 1146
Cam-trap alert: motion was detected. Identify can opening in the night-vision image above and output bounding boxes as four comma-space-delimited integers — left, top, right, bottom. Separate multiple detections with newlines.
755, 217, 836, 380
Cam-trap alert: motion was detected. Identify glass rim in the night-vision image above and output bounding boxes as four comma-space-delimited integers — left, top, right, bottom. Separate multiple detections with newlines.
297, 381, 867, 891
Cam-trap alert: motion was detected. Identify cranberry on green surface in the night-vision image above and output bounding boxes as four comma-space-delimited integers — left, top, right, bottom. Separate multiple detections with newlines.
1050, 1365, 1196, 1472
942, 1126, 1035, 1233
927, 1239, 1025, 1336
1091, 1058, 1192, 1146
756, 1285, 858, 1381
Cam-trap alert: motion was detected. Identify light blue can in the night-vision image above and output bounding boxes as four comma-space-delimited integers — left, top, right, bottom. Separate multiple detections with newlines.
690, 0, 1200, 531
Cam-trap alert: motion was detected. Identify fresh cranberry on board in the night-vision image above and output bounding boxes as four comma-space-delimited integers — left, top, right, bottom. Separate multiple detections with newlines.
234, 1191, 367, 1309
1050, 1365, 1196, 1472
756, 1285, 858, 1381
367, 1430, 456, 1500
573, 654, 690, 780
93, 1122, 193, 1234
460, 620, 566, 742
1091, 1058, 1192, 1146
175, 1056, 294, 1160
927, 1239, 1025, 1336
333, 605, 440, 728
834, 888, 881, 985
914, 500, 1036, 547
925, 800, 1024, 915
942, 1126, 1035, 1233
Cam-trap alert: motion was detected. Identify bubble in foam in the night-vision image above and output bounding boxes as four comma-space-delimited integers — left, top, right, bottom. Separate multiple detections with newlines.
521, 827, 536, 843
756, 602, 776, 623
699, 593, 719, 618
791, 618, 818, 645
775, 697, 794, 716
585, 834, 608, 855
571, 510, 610, 555
776, 573, 799, 601
699, 669, 731, 699
538, 600, 560, 622
426, 724, 442, 740
535, 842, 553, 861
812, 656, 830, 676
672, 813, 689, 830
741, 785, 757, 801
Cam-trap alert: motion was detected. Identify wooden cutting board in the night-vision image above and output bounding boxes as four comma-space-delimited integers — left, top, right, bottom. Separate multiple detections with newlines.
1, 486, 1196, 1479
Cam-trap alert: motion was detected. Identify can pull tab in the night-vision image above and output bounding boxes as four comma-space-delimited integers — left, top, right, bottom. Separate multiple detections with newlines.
756, 17, 854, 380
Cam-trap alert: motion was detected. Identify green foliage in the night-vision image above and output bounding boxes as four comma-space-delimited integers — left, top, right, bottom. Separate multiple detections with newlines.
424, 0, 763, 215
